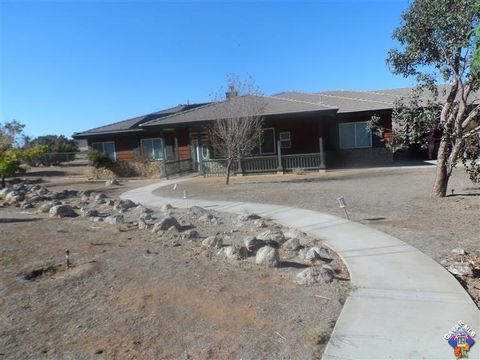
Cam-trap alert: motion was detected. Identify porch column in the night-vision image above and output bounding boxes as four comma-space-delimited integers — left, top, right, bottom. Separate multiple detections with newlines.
276, 140, 284, 174
197, 129, 204, 173
174, 137, 179, 161
163, 143, 169, 179
319, 137, 326, 170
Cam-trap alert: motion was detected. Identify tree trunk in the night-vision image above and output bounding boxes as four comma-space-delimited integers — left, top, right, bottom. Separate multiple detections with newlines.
431, 138, 450, 197
1, 174, 5, 189
225, 158, 233, 185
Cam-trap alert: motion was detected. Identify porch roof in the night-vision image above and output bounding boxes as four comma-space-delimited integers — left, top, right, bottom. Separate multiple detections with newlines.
141, 95, 337, 127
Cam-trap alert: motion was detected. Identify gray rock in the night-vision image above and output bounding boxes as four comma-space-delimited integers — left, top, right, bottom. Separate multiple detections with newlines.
284, 228, 307, 240
199, 213, 218, 224
447, 262, 473, 276
113, 199, 136, 212
37, 201, 54, 213
238, 213, 262, 222
451, 248, 467, 256
253, 219, 268, 228
217, 245, 248, 261
20, 201, 34, 210
283, 238, 301, 251
182, 229, 200, 240
202, 235, 223, 249
91, 216, 104, 223
295, 266, 335, 285
189, 206, 209, 216
49, 204, 78, 218
6, 191, 25, 203
105, 214, 124, 225
138, 218, 150, 230
151, 216, 180, 233
160, 204, 173, 212
256, 229, 285, 244
255, 246, 280, 268
94, 193, 107, 201
244, 236, 266, 252
80, 207, 99, 218
304, 246, 334, 262
105, 179, 120, 186
0, 188, 12, 199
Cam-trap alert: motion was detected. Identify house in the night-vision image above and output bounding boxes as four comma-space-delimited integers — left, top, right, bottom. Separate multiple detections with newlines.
73, 87, 418, 177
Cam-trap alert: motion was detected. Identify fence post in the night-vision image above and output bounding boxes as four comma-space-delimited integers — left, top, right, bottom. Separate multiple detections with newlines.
319, 137, 326, 171
174, 137, 180, 161
276, 140, 284, 174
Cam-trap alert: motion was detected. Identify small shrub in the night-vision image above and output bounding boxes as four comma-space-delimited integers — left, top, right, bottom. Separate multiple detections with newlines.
88, 150, 114, 170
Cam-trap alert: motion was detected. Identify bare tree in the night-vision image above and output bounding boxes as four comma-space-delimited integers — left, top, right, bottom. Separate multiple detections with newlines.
209, 76, 266, 185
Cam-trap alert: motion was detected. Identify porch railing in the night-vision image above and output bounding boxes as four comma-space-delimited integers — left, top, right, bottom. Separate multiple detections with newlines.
202, 152, 325, 177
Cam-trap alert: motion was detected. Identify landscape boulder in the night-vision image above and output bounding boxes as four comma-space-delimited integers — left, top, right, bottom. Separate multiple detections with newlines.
151, 216, 180, 233
202, 235, 223, 249
105, 179, 120, 186
182, 229, 200, 240
6, 191, 25, 203
49, 204, 78, 218
255, 246, 280, 268
199, 213, 218, 224
284, 228, 307, 240
160, 204, 173, 212
113, 199, 136, 212
188, 206, 209, 217
37, 201, 55, 213
256, 229, 285, 244
217, 245, 248, 261
302, 246, 334, 263
295, 266, 335, 285
80, 207, 99, 218
447, 262, 473, 276
237, 213, 262, 222
283, 238, 301, 251
104, 214, 125, 225
244, 236, 266, 252
451, 248, 467, 256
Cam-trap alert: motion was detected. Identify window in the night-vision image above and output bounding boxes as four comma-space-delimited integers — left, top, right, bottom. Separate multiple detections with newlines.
339, 121, 372, 149
279, 132, 291, 149
91, 141, 116, 161
260, 128, 276, 154
141, 138, 164, 160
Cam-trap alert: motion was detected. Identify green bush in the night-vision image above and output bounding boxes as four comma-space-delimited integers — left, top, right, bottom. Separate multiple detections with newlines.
88, 150, 114, 169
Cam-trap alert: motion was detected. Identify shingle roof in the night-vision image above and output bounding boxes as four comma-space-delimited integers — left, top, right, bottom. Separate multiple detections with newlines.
73, 103, 208, 138
276, 85, 480, 113
141, 95, 337, 127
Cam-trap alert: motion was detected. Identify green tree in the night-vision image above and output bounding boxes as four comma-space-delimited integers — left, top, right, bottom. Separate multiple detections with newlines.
387, 0, 480, 197
0, 120, 46, 188
26, 134, 78, 153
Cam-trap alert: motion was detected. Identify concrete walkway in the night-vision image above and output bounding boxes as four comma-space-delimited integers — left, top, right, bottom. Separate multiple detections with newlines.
121, 177, 479, 360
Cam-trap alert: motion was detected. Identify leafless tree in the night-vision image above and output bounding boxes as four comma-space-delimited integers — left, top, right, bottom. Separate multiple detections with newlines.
209, 76, 266, 185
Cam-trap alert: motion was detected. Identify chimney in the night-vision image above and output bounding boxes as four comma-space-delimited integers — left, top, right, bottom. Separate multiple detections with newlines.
226, 84, 238, 99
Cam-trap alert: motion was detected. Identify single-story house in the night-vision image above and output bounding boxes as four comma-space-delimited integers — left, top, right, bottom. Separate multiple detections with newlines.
73, 87, 423, 176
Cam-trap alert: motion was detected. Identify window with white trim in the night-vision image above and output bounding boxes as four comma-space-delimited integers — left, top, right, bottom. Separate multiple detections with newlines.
260, 128, 276, 154
91, 141, 116, 161
141, 138, 164, 160
339, 121, 372, 149
279, 131, 291, 149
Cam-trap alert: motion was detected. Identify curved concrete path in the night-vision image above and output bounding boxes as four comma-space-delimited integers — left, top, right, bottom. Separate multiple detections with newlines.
121, 178, 479, 359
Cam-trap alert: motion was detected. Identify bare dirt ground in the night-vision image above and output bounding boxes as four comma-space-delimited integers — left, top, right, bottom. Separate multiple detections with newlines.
0, 164, 350, 359
154, 165, 480, 305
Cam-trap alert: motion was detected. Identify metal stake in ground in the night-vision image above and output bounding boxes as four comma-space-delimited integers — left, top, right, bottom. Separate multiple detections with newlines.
337, 196, 350, 220
65, 250, 70, 268
183, 190, 188, 209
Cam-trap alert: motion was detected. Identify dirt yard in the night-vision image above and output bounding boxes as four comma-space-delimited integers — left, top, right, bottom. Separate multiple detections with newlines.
154, 165, 480, 305
0, 165, 350, 359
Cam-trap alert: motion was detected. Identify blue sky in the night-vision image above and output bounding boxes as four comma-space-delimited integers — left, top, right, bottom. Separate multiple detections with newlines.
1, 0, 412, 138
